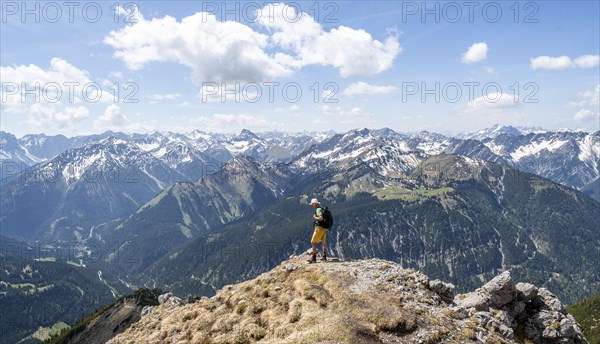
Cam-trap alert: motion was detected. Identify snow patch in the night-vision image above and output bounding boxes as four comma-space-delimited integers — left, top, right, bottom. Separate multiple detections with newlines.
577, 135, 600, 164
510, 140, 568, 161
140, 166, 166, 189
137, 142, 161, 152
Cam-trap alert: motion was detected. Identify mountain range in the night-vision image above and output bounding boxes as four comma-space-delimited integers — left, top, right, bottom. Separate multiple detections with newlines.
0, 125, 598, 343
3, 125, 597, 191
1, 126, 598, 244
128, 154, 599, 304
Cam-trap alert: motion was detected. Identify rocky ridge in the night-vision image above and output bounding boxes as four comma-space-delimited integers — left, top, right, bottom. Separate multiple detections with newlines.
50, 288, 161, 344
107, 256, 587, 344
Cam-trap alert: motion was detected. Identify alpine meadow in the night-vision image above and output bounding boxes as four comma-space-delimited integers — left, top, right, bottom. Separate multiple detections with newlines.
1, 1, 599, 344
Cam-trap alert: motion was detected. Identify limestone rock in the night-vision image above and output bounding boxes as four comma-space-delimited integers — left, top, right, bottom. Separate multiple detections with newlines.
455, 291, 489, 311
516, 282, 538, 301
560, 317, 576, 338
158, 292, 173, 304
539, 288, 566, 313
543, 326, 560, 340
141, 306, 154, 318
158, 292, 183, 307
428, 279, 455, 303
482, 271, 516, 308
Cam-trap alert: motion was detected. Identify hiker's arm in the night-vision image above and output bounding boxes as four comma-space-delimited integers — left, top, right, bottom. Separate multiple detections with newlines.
313, 208, 323, 221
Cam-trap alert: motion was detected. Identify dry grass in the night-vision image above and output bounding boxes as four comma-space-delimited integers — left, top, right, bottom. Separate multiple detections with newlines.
288, 300, 303, 323
457, 327, 477, 340
108, 257, 511, 344
236, 301, 247, 314
442, 308, 462, 319
465, 317, 478, 329
424, 331, 442, 343
486, 336, 506, 344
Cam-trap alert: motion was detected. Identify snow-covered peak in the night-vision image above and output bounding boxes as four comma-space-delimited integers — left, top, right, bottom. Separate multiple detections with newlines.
186, 129, 209, 140
234, 129, 261, 141
99, 136, 128, 146
464, 124, 522, 140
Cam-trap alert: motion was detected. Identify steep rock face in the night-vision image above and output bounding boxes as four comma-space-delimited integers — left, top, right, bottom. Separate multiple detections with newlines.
51, 289, 161, 344
106, 256, 587, 344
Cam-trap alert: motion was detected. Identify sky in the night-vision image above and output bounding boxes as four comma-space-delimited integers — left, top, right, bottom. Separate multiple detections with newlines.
1, 1, 599, 137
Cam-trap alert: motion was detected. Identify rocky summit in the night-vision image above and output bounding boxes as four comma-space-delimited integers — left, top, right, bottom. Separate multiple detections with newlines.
107, 256, 587, 344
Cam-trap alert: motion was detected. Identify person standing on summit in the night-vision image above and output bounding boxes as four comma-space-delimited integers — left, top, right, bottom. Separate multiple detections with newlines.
308, 198, 327, 264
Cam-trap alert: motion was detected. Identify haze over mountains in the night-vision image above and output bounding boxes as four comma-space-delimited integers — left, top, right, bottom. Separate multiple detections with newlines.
0, 125, 598, 343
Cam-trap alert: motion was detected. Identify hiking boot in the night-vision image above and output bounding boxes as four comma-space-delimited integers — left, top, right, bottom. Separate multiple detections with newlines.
307, 254, 317, 264
321, 252, 327, 261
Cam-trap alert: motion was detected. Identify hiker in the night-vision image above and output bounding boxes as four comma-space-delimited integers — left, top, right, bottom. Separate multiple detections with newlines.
308, 198, 327, 263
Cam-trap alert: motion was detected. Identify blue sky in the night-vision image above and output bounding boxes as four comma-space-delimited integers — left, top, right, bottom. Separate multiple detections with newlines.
1, 1, 598, 136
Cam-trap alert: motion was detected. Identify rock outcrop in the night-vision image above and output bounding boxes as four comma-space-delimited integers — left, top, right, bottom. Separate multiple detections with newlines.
454, 271, 587, 344
104, 257, 587, 344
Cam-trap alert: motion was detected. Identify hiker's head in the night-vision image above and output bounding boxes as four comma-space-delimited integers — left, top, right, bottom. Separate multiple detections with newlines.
310, 198, 320, 208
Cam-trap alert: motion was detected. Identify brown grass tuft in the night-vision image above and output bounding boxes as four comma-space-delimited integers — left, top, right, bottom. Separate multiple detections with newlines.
236, 301, 247, 314
182, 310, 198, 322
288, 300, 303, 323
424, 331, 442, 343
442, 308, 462, 319
458, 327, 477, 340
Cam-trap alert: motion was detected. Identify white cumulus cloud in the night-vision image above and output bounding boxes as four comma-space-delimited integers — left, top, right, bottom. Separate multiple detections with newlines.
530, 55, 599, 70
259, 4, 402, 77
566, 85, 600, 127
0, 58, 106, 131
462, 42, 488, 64
95, 104, 127, 128
55, 106, 90, 122
104, 12, 290, 83
573, 109, 599, 122
573, 55, 600, 69
0, 58, 113, 105
103, 4, 401, 84
26, 105, 90, 129
565, 84, 600, 108
342, 82, 398, 96
463, 92, 519, 113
